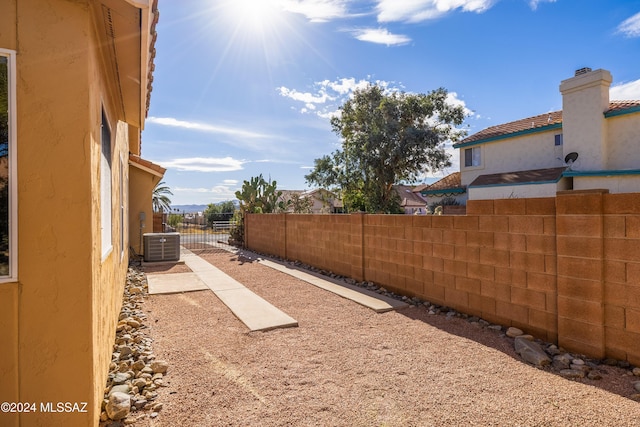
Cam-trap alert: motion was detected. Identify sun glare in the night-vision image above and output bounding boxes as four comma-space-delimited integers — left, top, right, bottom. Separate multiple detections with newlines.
221, 0, 286, 37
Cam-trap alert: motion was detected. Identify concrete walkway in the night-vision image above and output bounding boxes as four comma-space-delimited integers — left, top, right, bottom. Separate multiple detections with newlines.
255, 258, 408, 313
148, 248, 298, 332
147, 245, 408, 332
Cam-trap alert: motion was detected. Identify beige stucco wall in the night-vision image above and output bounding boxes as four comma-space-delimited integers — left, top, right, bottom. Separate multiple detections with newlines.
606, 112, 640, 170
129, 165, 158, 255
468, 179, 571, 200
0, 1, 133, 425
460, 129, 564, 186
573, 175, 640, 194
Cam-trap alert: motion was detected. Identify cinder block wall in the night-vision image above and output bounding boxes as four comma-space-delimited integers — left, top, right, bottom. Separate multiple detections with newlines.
602, 193, 640, 366
245, 191, 640, 362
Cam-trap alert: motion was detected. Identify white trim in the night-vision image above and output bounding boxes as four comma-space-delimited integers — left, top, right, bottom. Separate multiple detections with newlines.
0, 48, 18, 282
101, 107, 113, 260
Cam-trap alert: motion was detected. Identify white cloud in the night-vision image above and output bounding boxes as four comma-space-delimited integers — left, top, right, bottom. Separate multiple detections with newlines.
279, 0, 350, 22
279, 77, 396, 118
617, 12, 640, 38
147, 117, 270, 139
376, 0, 496, 23
610, 78, 640, 100
351, 28, 411, 45
223, 179, 239, 185
277, 87, 333, 104
159, 157, 245, 173
446, 91, 475, 118
528, 0, 556, 10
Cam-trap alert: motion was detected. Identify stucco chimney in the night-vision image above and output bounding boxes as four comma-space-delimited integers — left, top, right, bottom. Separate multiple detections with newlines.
559, 68, 612, 170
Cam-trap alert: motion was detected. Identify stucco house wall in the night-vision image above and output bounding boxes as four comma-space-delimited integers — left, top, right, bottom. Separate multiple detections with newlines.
606, 112, 640, 170
457, 68, 640, 199
459, 129, 564, 187
469, 180, 571, 201
0, 1, 159, 426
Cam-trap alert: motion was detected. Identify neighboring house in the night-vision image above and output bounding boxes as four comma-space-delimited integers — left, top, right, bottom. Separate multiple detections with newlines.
0, 2, 161, 426
392, 184, 429, 214
413, 172, 467, 207
281, 189, 344, 213
454, 68, 640, 200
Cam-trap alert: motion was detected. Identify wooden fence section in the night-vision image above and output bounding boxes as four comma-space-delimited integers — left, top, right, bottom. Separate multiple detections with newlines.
245, 190, 640, 364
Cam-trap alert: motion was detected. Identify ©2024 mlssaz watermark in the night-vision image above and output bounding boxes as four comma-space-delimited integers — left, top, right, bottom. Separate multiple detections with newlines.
1, 401, 88, 413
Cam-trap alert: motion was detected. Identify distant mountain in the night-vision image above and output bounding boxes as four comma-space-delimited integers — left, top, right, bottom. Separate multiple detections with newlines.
170, 204, 208, 213
170, 201, 239, 214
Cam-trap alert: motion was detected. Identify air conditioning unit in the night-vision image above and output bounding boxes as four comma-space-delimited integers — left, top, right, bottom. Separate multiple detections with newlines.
143, 232, 180, 262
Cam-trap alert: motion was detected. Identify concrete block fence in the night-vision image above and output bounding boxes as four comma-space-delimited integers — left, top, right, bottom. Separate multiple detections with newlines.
245, 190, 640, 364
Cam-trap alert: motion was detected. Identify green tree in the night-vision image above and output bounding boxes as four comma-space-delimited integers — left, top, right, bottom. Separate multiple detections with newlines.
306, 84, 467, 213
152, 181, 173, 212
204, 200, 236, 226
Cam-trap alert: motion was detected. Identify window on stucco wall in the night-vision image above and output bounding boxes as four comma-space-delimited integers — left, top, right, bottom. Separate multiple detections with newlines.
464, 146, 481, 167
0, 49, 17, 282
101, 108, 113, 258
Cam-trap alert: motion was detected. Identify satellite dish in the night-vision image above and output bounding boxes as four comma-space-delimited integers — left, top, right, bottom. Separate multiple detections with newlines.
564, 152, 579, 164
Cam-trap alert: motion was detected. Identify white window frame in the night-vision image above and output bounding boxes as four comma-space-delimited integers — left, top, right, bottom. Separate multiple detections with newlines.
463, 146, 483, 169
0, 48, 18, 283
101, 108, 113, 260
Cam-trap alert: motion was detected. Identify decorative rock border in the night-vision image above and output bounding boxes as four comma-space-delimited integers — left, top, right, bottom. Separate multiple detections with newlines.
99, 267, 169, 426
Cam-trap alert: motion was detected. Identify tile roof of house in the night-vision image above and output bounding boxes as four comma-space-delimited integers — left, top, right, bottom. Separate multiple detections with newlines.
129, 153, 166, 177
469, 166, 567, 187
414, 172, 466, 196
394, 185, 427, 207
455, 100, 640, 147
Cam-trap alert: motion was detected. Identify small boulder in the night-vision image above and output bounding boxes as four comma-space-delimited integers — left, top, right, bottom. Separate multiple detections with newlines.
506, 327, 523, 338
514, 337, 551, 367
151, 360, 169, 374
106, 392, 131, 421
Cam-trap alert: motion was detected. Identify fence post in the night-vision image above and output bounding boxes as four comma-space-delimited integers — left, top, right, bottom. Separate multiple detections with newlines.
283, 213, 288, 260
243, 212, 249, 249
556, 189, 607, 358
351, 212, 366, 282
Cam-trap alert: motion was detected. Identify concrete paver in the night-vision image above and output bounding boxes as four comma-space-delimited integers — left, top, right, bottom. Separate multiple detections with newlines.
147, 272, 209, 294
180, 248, 298, 332
256, 258, 408, 313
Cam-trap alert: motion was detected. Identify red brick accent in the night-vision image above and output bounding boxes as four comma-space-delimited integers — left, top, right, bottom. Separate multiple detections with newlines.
604, 216, 626, 238
466, 200, 494, 215
604, 193, 640, 214
526, 272, 556, 292
604, 305, 625, 329
494, 199, 526, 215
478, 216, 509, 233
558, 318, 605, 358
526, 197, 556, 215
509, 216, 544, 234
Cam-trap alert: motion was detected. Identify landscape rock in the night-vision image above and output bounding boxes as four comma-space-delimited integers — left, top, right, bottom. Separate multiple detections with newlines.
560, 369, 586, 379
514, 337, 551, 367
506, 327, 523, 338
151, 360, 169, 374
106, 392, 131, 421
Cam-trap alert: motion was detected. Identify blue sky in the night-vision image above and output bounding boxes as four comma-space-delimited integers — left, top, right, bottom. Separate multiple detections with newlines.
142, 0, 640, 206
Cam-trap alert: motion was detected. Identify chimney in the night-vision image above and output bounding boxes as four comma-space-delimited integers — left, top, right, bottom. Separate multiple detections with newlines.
574, 67, 592, 76
559, 68, 612, 170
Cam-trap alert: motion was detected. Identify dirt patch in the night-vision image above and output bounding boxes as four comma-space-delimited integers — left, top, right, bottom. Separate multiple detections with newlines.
134, 251, 640, 426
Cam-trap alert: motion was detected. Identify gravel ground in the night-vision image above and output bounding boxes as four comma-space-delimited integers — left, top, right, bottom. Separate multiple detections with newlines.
136, 249, 640, 426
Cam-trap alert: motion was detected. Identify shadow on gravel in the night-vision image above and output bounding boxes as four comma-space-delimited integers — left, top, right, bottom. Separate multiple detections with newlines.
395, 305, 639, 401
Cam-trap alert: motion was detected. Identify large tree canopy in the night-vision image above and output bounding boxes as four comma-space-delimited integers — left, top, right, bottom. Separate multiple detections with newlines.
305, 84, 467, 213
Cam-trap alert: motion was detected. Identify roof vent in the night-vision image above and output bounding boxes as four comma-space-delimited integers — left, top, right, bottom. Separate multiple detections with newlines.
575, 67, 592, 76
